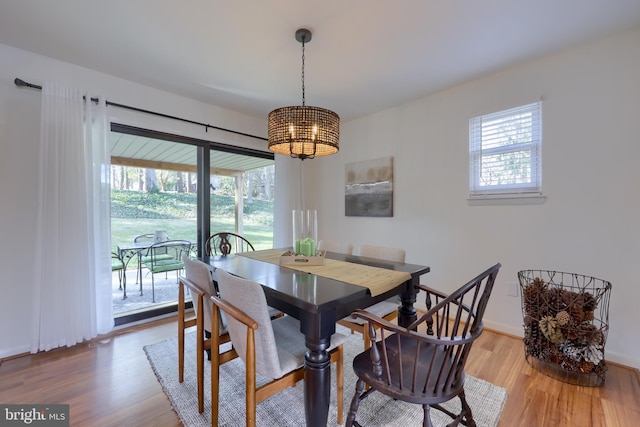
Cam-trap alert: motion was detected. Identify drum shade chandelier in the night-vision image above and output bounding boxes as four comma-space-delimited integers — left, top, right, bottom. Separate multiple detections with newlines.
268, 28, 340, 160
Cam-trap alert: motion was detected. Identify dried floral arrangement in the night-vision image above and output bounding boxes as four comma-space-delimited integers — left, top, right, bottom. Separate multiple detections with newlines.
519, 270, 612, 386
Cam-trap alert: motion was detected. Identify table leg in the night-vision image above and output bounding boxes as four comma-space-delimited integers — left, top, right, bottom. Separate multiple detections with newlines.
304, 336, 331, 427
397, 277, 419, 328
122, 266, 127, 299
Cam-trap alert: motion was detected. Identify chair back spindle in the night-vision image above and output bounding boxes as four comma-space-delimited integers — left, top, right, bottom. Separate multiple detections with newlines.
205, 232, 255, 256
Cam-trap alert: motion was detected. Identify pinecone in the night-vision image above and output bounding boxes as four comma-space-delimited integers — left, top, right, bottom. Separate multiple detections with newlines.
549, 345, 562, 363
569, 305, 585, 323
539, 316, 565, 343
556, 310, 570, 326
581, 292, 598, 312
563, 318, 581, 340
532, 277, 546, 288
558, 341, 581, 361
524, 317, 543, 356
559, 354, 579, 372
561, 289, 580, 308
523, 278, 547, 317
581, 344, 604, 364
546, 288, 566, 314
579, 361, 595, 373
575, 323, 604, 346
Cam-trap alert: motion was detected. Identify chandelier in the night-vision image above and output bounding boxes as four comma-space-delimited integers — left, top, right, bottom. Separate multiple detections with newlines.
268, 28, 340, 160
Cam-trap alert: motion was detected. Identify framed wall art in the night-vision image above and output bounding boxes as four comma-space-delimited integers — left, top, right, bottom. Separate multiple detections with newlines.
345, 156, 394, 217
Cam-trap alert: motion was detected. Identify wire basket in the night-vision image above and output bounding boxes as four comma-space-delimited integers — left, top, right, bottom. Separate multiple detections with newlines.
518, 270, 612, 386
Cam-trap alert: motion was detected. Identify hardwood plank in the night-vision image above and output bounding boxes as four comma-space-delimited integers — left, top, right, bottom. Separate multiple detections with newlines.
1, 317, 638, 426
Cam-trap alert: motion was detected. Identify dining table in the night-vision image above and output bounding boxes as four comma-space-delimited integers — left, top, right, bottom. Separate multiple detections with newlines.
202, 248, 430, 427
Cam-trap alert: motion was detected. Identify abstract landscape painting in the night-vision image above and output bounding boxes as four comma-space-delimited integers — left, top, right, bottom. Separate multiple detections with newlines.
345, 156, 393, 217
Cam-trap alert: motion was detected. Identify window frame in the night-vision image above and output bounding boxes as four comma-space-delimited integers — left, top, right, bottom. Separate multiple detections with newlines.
468, 101, 542, 200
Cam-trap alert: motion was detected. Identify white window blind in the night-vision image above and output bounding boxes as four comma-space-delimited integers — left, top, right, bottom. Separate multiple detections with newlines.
469, 101, 542, 197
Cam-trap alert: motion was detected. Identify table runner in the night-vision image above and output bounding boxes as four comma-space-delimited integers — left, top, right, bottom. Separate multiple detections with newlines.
237, 248, 411, 297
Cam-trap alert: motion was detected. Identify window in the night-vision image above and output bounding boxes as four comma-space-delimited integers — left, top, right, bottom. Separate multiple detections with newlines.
469, 101, 542, 198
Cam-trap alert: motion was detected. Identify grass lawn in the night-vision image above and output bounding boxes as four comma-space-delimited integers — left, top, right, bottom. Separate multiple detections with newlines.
111, 217, 274, 251
111, 190, 274, 253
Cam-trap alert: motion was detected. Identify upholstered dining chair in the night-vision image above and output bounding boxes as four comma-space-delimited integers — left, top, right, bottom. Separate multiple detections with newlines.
317, 239, 354, 255
179, 256, 237, 413
337, 244, 406, 350
211, 269, 348, 427
205, 231, 282, 319
205, 232, 255, 256
345, 263, 501, 427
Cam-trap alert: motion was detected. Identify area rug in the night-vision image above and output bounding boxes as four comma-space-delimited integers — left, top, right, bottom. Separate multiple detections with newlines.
144, 327, 508, 426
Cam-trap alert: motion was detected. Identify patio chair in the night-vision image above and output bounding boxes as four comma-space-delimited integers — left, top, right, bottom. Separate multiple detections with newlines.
211, 268, 347, 427
338, 244, 406, 350
345, 263, 501, 427
179, 256, 237, 413
141, 240, 191, 302
205, 232, 255, 256
135, 232, 173, 287
111, 251, 124, 290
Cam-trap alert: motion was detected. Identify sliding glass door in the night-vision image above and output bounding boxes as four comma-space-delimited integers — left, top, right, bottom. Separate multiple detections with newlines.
109, 125, 274, 322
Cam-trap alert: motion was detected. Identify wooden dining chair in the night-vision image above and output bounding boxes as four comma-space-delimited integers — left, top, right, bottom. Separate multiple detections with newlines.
205, 232, 255, 256
179, 256, 237, 413
211, 269, 348, 427
337, 244, 406, 350
345, 263, 501, 427
317, 239, 354, 255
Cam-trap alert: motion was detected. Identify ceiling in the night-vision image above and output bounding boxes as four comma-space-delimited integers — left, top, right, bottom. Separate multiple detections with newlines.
110, 131, 274, 174
2, 1, 640, 123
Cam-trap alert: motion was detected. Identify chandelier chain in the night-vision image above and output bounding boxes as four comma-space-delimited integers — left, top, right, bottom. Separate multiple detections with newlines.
301, 37, 306, 106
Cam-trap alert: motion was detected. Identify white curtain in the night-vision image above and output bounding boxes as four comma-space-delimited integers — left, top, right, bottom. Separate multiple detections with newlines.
32, 83, 113, 353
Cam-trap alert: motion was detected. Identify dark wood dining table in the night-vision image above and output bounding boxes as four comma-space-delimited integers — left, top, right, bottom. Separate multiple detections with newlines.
201, 249, 430, 427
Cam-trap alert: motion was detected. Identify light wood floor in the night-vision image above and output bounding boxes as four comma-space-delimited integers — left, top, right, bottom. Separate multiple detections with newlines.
1, 316, 638, 427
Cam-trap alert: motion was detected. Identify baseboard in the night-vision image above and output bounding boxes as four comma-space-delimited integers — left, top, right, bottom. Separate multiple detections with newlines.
483, 319, 523, 338
0, 345, 31, 363
482, 319, 640, 370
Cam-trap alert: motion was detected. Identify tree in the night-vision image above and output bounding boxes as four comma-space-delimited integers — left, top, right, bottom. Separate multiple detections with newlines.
145, 169, 158, 192
177, 172, 185, 193
159, 171, 169, 191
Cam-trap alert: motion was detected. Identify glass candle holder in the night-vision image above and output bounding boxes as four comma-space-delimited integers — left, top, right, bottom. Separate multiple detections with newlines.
292, 209, 317, 256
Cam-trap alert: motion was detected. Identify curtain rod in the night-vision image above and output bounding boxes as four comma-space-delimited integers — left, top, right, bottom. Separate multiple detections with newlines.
13, 78, 268, 142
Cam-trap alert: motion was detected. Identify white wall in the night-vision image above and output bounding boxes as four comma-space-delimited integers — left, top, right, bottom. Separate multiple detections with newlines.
0, 43, 271, 358
307, 27, 640, 368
